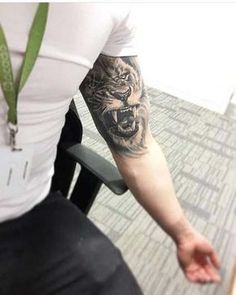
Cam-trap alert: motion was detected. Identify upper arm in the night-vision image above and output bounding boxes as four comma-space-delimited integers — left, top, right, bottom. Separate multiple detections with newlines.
79, 54, 150, 158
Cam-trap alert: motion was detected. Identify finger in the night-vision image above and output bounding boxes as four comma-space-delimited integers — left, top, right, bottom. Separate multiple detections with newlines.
187, 269, 208, 284
198, 268, 212, 283
187, 271, 203, 283
195, 272, 208, 284
205, 264, 221, 283
186, 272, 198, 283
209, 251, 221, 270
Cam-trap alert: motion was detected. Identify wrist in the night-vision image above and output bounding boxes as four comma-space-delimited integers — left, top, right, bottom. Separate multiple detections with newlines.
169, 216, 196, 246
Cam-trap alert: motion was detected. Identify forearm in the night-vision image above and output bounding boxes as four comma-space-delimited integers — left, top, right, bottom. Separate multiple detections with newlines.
111, 132, 194, 244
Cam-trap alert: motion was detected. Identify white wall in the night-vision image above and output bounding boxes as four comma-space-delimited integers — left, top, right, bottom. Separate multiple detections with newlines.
133, 3, 236, 113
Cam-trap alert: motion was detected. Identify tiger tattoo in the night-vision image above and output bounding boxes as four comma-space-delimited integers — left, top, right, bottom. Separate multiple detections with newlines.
80, 55, 150, 156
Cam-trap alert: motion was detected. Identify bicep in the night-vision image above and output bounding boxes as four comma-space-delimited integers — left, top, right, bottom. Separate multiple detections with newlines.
79, 54, 150, 158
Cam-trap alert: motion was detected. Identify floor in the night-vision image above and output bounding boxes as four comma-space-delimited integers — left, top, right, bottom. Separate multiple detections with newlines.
74, 87, 236, 295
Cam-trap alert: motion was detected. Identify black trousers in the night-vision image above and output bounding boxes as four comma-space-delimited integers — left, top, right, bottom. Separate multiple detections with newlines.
0, 192, 143, 295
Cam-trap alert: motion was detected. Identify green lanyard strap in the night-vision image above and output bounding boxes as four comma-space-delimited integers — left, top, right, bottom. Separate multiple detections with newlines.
0, 3, 49, 126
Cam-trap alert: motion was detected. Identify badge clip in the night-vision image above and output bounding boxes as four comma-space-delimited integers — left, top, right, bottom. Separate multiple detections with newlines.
8, 123, 22, 152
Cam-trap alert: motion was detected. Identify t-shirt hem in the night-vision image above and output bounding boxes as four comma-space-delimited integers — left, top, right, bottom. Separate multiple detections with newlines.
101, 48, 138, 57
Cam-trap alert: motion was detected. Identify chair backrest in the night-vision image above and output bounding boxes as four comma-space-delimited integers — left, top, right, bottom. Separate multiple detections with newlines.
50, 99, 82, 197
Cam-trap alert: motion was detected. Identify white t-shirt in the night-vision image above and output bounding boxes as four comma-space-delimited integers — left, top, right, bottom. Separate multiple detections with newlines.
0, 3, 137, 222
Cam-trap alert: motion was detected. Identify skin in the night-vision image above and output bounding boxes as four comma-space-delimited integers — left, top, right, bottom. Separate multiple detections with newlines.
80, 54, 221, 284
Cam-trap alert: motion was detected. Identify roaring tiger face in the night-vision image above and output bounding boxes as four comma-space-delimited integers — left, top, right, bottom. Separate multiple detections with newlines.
81, 56, 149, 153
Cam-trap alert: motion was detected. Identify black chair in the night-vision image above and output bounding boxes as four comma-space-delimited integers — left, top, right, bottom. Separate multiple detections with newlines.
50, 99, 128, 215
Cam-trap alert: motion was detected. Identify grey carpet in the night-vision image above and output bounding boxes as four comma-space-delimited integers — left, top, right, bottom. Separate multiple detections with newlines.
74, 87, 236, 295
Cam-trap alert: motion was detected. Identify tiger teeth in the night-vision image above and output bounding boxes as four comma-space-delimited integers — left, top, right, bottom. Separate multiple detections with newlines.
133, 106, 137, 117
132, 121, 136, 130
120, 109, 127, 113
112, 111, 117, 122
120, 107, 132, 113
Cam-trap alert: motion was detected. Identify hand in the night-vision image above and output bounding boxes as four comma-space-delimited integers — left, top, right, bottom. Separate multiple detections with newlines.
176, 230, 221, 284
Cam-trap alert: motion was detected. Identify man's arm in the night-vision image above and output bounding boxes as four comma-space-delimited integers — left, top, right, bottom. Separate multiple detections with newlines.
80, 54, 220, 283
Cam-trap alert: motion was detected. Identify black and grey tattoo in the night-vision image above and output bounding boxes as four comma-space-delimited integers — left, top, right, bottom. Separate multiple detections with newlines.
80, 55, 150, 157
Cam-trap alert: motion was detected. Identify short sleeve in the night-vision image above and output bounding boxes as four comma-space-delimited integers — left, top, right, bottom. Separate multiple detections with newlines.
101, 7, 138, 57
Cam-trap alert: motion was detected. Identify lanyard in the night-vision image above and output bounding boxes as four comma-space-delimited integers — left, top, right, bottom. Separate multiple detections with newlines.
0, 3, 49, 149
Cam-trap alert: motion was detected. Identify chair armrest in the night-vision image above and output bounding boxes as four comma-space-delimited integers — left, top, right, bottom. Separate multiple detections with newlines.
61, 142, 128, 195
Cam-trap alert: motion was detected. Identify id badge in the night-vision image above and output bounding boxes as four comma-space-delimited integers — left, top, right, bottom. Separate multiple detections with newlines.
0, 145, 34, 196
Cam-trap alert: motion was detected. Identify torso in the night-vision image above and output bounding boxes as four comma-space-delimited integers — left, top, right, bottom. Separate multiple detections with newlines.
0, 3, 133, 221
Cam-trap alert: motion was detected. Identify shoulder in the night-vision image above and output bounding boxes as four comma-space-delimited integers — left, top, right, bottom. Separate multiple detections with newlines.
101, 4, 138, 57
